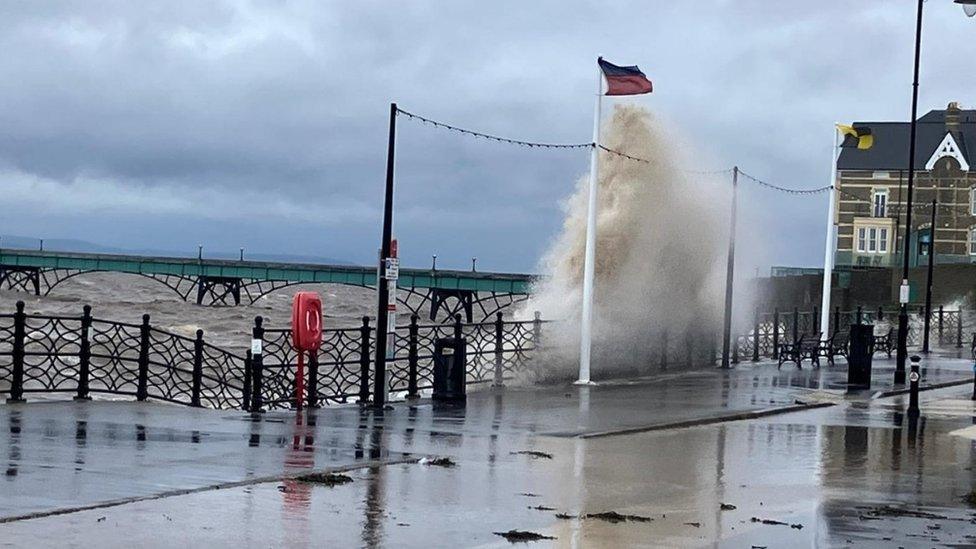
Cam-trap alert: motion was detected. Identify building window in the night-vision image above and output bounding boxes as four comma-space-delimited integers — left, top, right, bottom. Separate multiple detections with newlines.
872, 189, 887, 217
971, 188, 976, 216
857, 225, 890, 254
971, 228, 976, 255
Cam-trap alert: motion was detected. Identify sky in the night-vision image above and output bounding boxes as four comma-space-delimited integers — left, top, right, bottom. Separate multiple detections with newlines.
1, 1, 975, 273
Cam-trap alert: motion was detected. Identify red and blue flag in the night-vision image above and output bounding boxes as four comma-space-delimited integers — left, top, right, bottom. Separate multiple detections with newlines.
598, 57, 653, 96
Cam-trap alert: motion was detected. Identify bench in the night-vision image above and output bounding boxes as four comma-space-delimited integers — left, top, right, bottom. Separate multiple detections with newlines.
819, 331, 850, 367
873, 328, 895, 358
778, 333, 822, 369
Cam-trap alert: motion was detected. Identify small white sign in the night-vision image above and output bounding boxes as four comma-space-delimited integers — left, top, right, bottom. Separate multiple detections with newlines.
385, 258, 399, 281
899, 281, 910, 304
251, 339, 262, 355
909, 371, 920, 383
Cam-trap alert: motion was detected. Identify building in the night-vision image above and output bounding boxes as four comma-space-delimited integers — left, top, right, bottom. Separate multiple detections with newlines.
835, 102, 976, 268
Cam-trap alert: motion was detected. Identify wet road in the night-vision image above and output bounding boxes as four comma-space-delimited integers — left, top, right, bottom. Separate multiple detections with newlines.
1, 358, 975, 547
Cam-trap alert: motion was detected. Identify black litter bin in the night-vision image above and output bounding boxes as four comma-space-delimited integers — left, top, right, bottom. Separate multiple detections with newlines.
433, 337, 467, 402
847, 324, 875, 390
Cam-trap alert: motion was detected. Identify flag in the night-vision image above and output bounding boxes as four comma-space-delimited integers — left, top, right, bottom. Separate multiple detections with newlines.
837, 124, 873, 150
598, 57, 653, 96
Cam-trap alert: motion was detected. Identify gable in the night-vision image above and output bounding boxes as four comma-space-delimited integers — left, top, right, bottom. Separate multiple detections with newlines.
925, 132, 969, 171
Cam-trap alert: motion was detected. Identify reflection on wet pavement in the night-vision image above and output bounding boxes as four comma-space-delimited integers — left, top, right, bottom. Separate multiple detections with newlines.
0, 359, 974, 547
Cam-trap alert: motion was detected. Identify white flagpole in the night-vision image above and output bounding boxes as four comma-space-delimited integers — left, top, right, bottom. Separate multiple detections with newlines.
577, 60, 603, 385
819, 125, 840, 338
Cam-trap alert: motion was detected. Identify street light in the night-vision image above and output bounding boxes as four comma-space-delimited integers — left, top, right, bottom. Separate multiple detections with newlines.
896, 0, 975, 384
956, 0, 976, 17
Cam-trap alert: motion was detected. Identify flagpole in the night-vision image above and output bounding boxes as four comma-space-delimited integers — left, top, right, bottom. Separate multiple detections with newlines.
577, 59, 603, 385
818, 125, 840, 339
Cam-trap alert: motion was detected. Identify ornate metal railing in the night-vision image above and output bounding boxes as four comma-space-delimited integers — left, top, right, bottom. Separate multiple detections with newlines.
731, 305, 966, 362
255, 312, 544, 409
0, 301, 545, 412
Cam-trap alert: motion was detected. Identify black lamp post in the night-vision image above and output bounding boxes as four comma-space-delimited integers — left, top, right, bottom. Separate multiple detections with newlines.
896, 0, 976, 383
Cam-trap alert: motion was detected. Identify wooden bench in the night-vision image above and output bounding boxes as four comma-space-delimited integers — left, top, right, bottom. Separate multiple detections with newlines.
778, 333, 822, 369
873, 328, 895, 358
819, 331, 850, 367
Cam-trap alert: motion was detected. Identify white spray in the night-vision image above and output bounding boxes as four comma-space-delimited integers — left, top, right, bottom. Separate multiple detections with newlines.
520, 104, 734, 381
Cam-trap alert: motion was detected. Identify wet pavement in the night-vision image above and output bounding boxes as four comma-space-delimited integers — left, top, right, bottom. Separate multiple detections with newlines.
1, 356, 975, 547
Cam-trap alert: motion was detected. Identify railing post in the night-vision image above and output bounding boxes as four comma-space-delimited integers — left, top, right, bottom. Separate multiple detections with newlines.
792, 307, 799, 343
407, 314, 419, 399
532, 311, 542, 347
660, 329, 668, 370
938, 305, 944, 344
75, 305, 92, 401
833, 306, 840, 338
242, 351, 252, 412
772, 308, 780, 359
492, 312, 505, 387
306, 351, 319, 409
191, 330, 204, 407
957, 308, 964, 348
453, 313, 463, 342
752, 307, 760, 362
250, 316, 264, 412
358, 316, 371, 404
7, 301, 26, 403
136, 314, 150, 402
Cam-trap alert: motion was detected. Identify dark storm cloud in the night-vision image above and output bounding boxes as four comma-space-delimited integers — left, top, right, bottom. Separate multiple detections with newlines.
1, 1, 975, 270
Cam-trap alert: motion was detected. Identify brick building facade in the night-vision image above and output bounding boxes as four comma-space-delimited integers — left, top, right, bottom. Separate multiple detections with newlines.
835, 102, 976, 268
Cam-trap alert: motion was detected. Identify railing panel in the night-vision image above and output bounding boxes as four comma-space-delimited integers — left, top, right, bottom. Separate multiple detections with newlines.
21, 316, 83, 393
143, 329, 196, 405
88, 319, 142, 395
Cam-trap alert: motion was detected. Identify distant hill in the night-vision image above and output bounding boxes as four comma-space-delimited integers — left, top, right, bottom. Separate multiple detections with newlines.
0, 235, 352, 265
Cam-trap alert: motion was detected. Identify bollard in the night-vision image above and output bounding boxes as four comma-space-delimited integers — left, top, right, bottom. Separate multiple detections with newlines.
752, 308, 760, 362
907, 355, 921, 418
772, 308, 780, 359
493, 312, 504, 387
7, 301, 26, 403
75, 305, 93, 401
358, 316, 371, 404
191, 330, 204, 407
306, 351, 319, 409
136, 314, 150, 402
407, 314, 420, 399
242, 350, 253, 411
250, 317, 265, 412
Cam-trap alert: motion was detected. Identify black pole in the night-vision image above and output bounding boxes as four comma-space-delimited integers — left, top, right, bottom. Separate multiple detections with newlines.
373, 102, 397, 407
897, 0, 924, 385
922, 199, 936, 353
721, 167, 738, 368
908, 355, 920, 417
